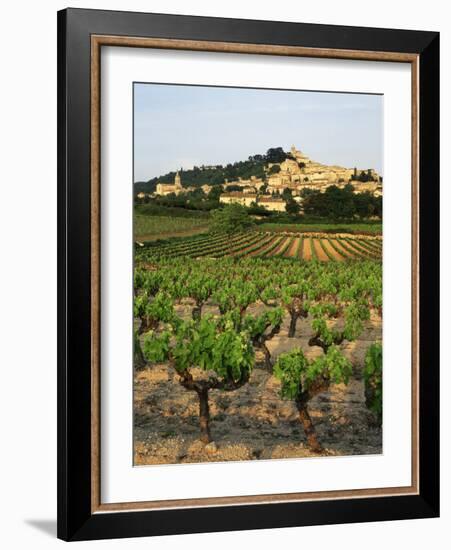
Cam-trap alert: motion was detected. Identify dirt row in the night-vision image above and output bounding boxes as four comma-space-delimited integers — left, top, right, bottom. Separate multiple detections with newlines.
231, 234, 381, 262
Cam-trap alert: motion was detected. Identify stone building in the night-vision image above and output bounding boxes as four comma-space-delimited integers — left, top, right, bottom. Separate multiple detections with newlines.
266, 145, 381, 195
257, 196, 286, 212
201, 184, 212, 195
156, 170, 184, 196
154, 145, 382, 200
219, 192, 258, 207
219, 192, 287, 212
223, 175, 266, 191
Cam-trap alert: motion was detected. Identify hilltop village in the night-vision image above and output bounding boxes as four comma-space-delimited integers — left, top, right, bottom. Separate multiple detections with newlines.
137, 145, 382, 213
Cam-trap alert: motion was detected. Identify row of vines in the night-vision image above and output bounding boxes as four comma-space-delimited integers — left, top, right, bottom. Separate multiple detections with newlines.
134, 255, 382, 452
137, 230, 382, 262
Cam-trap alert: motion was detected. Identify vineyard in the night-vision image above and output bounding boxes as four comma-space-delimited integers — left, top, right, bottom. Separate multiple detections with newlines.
137, 230, 382, 262
258, 221, 382, 235
134, 214, 209, 240
134, 252, 383, 464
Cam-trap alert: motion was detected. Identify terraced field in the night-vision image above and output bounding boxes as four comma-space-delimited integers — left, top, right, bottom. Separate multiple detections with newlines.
137, 231, 382, 262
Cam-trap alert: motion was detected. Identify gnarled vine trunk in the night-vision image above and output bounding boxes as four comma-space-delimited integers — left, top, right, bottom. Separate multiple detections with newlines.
179, 373, 213, 444
296, 400, 323, 453
287, 299, 307, 338
308, 333, 344, 352
254, 323, 281, 370
195, 387, 211, 443
288, 313, 299, 338
295, 378, 330, 453
178, 369, 251, 445
134, 338, 147, 371
192, 303, 202, 320
261, 343, 272, 370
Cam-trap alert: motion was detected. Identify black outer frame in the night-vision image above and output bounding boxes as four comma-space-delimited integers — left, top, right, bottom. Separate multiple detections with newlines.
57, 8, 439, 542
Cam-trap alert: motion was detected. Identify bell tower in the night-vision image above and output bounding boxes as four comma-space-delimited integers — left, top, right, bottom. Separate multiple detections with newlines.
174, 170, 182, 188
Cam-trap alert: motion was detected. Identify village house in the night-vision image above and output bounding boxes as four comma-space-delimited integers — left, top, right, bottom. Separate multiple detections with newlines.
153, 146, 382, 200
219, 192, 287, 212
257, 196, 287, 212
223, 175, 266, 191
219, 192, 258, 208
201, 184, 212, 194
266, 145, 381, 195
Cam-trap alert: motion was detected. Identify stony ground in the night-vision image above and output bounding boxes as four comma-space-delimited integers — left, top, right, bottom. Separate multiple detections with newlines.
134, 306, 382, 466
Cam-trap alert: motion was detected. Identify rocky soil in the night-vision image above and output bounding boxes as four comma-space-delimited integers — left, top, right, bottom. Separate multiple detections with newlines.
134, 308, 382, 466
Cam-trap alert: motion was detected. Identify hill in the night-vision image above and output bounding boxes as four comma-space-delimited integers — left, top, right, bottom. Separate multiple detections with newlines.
134, 147, 288, 192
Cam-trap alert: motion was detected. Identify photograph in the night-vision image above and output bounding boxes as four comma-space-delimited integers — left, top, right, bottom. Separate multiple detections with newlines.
133, 83, 384, 465
51, 4, 439, 542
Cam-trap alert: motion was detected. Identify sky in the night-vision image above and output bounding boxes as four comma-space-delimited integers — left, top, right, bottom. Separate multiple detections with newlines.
133, 83, 383, 182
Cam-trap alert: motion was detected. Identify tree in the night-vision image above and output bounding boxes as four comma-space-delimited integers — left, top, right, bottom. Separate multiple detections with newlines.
274, 346, 352, 452
281, 283, 310, 338
186, 273, 218, 320
224, 184, 243, 192
243, 308, 283, 369
207, 185, 224, 201
268, 164, 281, 175
134, 290, 175, 334
265, 147, 287, 163
143, 316, 254, 443
302, 185, 356, 220
274, 295, 370, 452
354, 191, 373, 218
133, 288, 176, 370
308, 301, 370, 352
285, 198, 300, 216
300, 187, 316, 198
247, 203, 271, 216
210, 203, 255, 233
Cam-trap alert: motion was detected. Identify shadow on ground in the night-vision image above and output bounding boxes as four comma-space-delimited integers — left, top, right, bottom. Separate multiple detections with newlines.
25, 519, 57, 538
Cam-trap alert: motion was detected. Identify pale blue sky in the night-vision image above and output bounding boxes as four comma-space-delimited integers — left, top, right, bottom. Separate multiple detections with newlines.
133, 83, 383, 182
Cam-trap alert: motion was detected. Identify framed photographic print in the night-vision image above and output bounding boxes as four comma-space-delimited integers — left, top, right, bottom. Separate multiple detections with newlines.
57, 8, 439, 541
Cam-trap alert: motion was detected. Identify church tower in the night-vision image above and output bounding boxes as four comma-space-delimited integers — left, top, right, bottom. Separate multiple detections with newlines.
174, 170, 182, 189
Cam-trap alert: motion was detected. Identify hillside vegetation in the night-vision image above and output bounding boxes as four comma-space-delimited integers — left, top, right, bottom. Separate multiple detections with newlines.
134, 147, 288, 193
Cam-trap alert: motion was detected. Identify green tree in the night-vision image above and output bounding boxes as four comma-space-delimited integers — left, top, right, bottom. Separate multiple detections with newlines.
210, 204, 255, 233
273, 298, 370, 451
274, 347, 352, 452
285, 197, 300, 216
265, 147, 287, 163
207, 185, 224, 201
143, 316, 254, 443
225, 184, 243, 192
268, 164, 281, 175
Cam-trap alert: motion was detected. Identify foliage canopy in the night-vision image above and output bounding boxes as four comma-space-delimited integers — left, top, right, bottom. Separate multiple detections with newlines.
210, 203, 255, 234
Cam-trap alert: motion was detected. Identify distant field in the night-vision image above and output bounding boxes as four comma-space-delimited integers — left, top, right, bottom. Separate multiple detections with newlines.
134, 215, 210, 241
258, 222, 382, 235
134, 203, 211, 219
